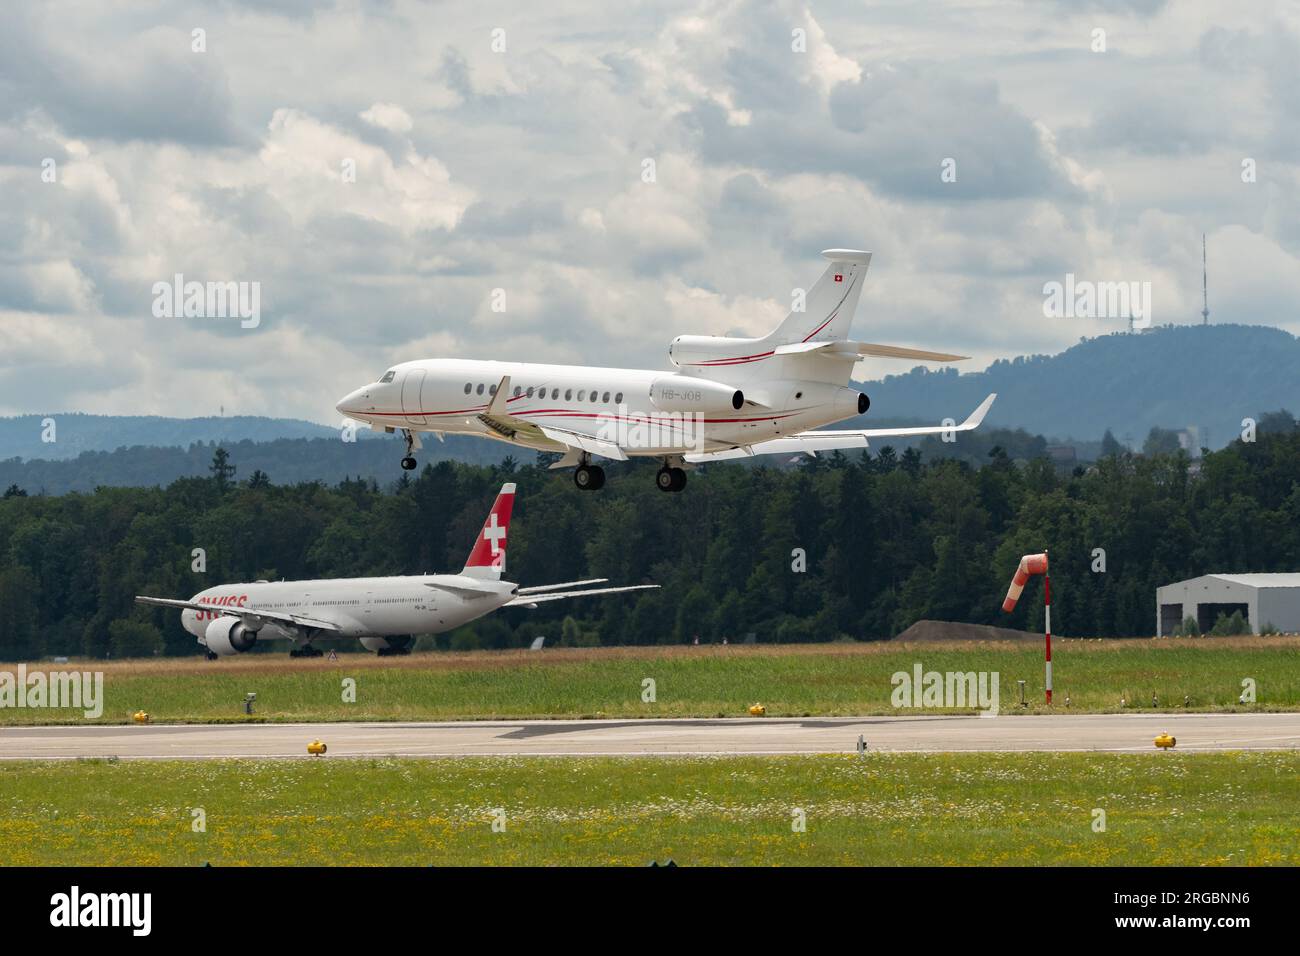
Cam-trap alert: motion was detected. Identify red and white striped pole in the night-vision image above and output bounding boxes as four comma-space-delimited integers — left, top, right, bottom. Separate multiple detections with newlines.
1002, 551, 1052, 704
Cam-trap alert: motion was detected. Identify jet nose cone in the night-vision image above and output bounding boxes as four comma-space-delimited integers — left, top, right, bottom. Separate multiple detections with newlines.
336, 387, 364, 417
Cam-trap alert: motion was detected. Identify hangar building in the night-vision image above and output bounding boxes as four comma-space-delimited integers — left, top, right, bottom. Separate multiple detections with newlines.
1156, 573, 1300, 636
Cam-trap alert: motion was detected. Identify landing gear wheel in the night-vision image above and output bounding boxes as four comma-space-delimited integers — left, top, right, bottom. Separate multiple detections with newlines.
399, 428, 418, 471
205, 651, 219, 661
656, 466, 686, 492
656, 467, 674, 492
290, 646, 324, 658
574, 464, 605, 491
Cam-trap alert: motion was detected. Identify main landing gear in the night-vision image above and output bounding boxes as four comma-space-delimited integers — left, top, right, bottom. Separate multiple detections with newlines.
574, 462, 606, 490
400, 429, 418, 471
656, 464, 687, 493
289, 645, 324, 658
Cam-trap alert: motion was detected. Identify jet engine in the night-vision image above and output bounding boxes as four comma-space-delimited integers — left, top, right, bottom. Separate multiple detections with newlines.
360, 635, 413, 656
204, 617, 258, 655
668, 335, 765, 372
648, 375, 743, 413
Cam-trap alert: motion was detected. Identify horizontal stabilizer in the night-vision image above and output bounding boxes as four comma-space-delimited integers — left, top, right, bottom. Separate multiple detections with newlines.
773, 340, 968, 363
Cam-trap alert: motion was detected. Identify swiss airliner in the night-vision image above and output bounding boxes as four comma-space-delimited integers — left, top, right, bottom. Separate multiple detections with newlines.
336, 249, 996, 492
135, 484, 656, 657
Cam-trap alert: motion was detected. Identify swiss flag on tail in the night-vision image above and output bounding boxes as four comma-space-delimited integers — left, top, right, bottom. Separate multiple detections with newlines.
462, 483, 516, 579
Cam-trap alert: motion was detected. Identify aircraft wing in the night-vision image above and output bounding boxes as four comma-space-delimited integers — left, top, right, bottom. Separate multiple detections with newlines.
506, 584, 660, 607
474, 374, 627, 460
133, 596, 341, 631
516, 578, 609, 594
685, 393, 997, 463
537, 426, 629, 461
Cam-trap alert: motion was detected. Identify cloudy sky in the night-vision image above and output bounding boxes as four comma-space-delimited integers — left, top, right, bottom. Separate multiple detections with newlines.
2, 0, 1298, 422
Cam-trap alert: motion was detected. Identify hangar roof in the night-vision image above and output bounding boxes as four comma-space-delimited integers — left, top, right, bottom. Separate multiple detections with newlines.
1208, 573, 1300, 588
1162, 573, 1300, 590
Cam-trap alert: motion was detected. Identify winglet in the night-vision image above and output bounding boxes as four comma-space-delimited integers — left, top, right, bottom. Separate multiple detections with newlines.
961, 393, 997, 430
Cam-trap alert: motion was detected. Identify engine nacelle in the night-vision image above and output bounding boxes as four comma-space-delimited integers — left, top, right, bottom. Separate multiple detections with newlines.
360, 635, 413, 655
204, 617, 258, 655
649, 375, 743, 413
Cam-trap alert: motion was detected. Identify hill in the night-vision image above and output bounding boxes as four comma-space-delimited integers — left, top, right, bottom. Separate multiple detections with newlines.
0, 413, 344, 461
0, 436, 517, 495
853, 324, 1300, 449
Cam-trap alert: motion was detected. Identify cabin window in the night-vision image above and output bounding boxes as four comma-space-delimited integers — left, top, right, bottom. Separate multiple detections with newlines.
577, 390, 586, 401
489, 384, 497, 395
526, 386, 535, 398
380, 370, 396, 383
615, 392, 623, 404
513, 386, 522, 397
565, 389, 573, 401
602, 391, 611, 403
463, 383, 472, 394
551, 388, 560, 399
591, 390, 599, 403
476, 383, 484, 395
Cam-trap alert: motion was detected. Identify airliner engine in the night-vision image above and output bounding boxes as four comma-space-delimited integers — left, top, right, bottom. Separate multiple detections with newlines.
204, 617, 258, 655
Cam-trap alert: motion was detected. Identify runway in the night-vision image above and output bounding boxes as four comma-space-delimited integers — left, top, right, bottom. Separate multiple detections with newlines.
2, 712, 1297, 759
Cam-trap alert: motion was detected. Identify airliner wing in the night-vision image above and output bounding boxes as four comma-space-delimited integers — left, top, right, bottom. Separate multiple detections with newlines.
516, 578, 609, 594
685, 393, 997, 463
506, 584, 659, 607
133, 596, 341, 631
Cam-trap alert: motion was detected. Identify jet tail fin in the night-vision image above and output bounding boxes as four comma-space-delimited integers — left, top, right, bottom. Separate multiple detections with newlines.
763, 249, 871, 345
462, 483, 516, 580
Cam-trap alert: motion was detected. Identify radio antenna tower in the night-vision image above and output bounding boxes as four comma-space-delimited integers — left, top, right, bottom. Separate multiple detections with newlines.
1201, 233, 1210, 325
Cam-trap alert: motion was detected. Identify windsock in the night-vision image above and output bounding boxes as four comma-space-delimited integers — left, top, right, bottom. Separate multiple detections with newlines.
1002, 552, 1048, 612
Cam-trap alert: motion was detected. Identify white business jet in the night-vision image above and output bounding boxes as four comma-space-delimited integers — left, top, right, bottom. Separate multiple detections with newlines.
336, 250, 996, 492
135, 484, 656, 658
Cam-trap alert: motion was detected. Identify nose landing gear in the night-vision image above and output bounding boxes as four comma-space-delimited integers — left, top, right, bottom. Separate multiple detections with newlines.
399, 429, 420, 471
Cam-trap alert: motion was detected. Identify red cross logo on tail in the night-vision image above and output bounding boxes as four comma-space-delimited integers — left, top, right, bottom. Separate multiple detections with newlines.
462, 483, 516, 578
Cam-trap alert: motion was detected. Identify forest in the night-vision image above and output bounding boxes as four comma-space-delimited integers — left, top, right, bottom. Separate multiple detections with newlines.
0, 414, 1297, 660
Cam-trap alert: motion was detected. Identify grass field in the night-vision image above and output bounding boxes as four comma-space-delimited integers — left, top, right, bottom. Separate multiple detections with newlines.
1, 752, 1294, 865
2, 637, 1296, 725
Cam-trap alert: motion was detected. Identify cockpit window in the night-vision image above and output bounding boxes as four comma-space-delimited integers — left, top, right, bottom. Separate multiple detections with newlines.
379, 370, 396, 383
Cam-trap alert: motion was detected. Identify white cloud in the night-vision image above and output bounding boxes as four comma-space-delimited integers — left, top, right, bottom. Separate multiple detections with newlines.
359, 102, 414, 134
1, 0, 1298, 421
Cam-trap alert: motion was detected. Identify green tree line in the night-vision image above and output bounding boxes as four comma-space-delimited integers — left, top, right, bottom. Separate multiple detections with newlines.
1, 420, 1298, 659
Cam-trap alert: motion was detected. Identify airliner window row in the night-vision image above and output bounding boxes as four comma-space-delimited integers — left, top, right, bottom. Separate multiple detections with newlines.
464, 382, 623, 405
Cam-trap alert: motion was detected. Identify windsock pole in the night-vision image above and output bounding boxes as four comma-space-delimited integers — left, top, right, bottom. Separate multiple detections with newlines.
1043, 571, 1052, 705
1002, 551, 1051, 704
